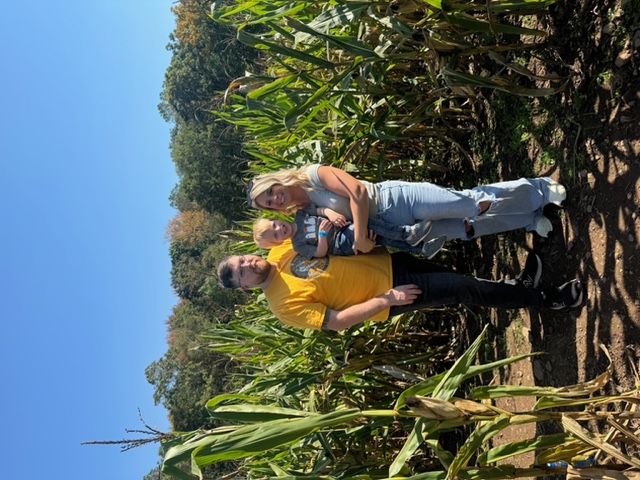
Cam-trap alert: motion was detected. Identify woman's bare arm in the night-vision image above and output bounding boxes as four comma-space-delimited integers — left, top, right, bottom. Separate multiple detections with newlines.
316, 166, 375, 253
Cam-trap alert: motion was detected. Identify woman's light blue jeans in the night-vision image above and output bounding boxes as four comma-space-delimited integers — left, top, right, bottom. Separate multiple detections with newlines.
372, 177, 556, 240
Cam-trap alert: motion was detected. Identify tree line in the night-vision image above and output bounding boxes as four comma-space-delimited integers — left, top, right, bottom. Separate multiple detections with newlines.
144, 1, 259, 476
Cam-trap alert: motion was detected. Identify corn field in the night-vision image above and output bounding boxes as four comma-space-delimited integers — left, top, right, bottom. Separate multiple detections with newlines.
213, 0, 563, 180
157, 1, 640, 479
162, 327, 640, 479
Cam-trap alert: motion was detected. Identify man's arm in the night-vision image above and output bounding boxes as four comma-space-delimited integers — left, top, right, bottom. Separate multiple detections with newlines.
323, 285, 421, 331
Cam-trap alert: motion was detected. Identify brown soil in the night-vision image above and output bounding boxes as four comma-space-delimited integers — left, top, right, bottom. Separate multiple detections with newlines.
458, 0, 640, 466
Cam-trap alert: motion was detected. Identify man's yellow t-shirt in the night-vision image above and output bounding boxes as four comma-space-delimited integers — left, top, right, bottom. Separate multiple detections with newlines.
264, 241, 392, 330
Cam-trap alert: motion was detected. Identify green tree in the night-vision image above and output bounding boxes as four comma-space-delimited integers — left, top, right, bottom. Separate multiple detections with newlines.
159, 0, 257, 123
169, 121, 247, 219
145, 348, 228, 431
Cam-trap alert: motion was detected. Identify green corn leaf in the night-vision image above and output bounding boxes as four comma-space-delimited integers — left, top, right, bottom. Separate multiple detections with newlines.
284, 84, 331, 130
248, 75, 298, 100
477, 432, 571, 465
396, 353, 537, 408
488, 52, 562, 81
164, 409, 362, 477
443, 68, 565, 96
444, 12, 547, 36
432, 325, 488, 400
194, 409, 362, 462
534, 394, 640, 410
426, 436, 455, 469
206, 393, 260, 410
286, 17, 382, 59
216, 0, 261, 20
269, 462, 291, 477
389, 418, 431, 477
486, 0, 556, 14
446, 415, 512, 480
245, 3, 308, 26
404, 472, 447, 480
237, 29, 336, 69
209, 0, 258, 24
208, 404, 312, 422
471, 385, 562, 399
284, 59, 362, 130
282, 373, 322, 395
307, 2, 370, 31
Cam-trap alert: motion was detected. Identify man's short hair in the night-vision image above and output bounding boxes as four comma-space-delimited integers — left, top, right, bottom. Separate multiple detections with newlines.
217, 257, 238, 289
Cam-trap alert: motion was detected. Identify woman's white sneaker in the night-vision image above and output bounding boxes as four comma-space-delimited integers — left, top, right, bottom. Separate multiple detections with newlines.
548, 182, 567, 206
534, 216, 553, 238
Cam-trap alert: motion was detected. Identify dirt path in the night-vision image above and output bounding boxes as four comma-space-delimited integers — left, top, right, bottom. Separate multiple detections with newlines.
467, 0, 640, 463
538, 0, 640, 390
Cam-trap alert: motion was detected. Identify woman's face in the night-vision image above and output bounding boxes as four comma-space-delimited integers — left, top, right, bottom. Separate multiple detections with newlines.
255, 184, 293, 211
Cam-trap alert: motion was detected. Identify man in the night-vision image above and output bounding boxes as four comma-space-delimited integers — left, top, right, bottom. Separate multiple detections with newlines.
217, 242, 583, 331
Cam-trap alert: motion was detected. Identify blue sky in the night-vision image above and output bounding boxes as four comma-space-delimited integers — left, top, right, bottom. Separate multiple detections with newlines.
1, 1, 178, 478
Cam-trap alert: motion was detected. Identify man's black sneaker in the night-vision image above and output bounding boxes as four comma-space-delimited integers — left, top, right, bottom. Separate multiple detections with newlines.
516, 252, 542, 289
544, 280, 584, 310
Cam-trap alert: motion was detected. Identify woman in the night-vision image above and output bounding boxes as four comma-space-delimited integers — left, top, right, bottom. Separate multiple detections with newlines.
247, 164, 566, 255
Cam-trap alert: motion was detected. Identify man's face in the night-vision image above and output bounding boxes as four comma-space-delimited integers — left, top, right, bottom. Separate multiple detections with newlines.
229, 255, 271, 289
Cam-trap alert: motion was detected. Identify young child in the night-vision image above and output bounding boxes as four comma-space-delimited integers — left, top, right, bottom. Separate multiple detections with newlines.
253, 209, 442, 259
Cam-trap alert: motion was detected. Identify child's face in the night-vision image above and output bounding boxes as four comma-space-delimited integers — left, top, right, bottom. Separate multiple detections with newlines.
264, 220, 293, 244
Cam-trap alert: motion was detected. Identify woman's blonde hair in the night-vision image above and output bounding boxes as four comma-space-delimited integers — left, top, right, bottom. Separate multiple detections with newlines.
252, 218, 280, 248
247, 167, 311, 211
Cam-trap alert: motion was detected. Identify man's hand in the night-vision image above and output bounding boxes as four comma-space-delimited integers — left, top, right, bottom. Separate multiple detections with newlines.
383, 284, 421, 306
324, 284, 422, 331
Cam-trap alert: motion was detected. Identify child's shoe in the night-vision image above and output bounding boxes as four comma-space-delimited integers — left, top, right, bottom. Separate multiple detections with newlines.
421, 236, 446, 259
405, 219, 432, 246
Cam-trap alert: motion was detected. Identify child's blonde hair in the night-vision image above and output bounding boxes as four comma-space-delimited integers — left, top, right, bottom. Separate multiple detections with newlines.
252, 218, 281, 248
